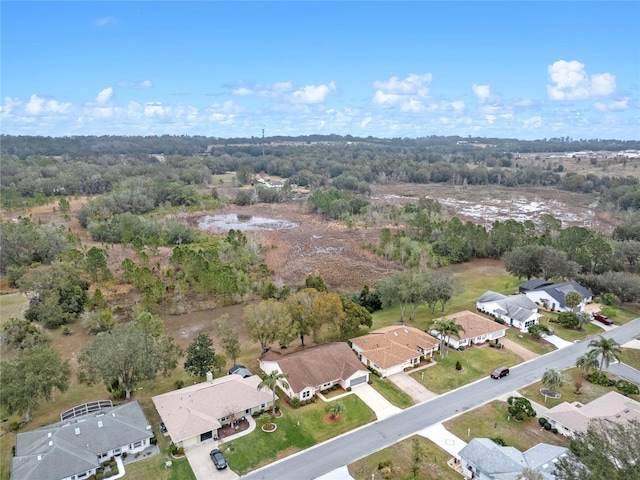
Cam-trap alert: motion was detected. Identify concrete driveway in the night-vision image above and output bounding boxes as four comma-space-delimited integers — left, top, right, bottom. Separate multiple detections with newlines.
353, 384, 402, 420
185, 441, 239, 480
388, 371, 438, 403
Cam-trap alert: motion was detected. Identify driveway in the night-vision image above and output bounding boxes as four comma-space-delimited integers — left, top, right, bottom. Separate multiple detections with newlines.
541, 333, 573, 349
353, 384, 402, 420
417, 423, 467, 457
185, 441, 239, 480
388, 370, 438, 403
501, 337, 539, 361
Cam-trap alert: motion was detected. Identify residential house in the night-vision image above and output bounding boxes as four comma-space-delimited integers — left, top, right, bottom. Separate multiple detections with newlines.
259, 342, 369, 400
350, 325, 438, 378
476, 291, 542, 331
12, 400, 153, 480
459, 438, 571, 480
520, 280, 592, 312
152, 374, 273, 449
542, 391, 640, 439
431, 311, 506, 350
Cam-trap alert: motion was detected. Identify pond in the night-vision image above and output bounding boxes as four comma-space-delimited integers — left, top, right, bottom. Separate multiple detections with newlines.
197, 213, 298, 232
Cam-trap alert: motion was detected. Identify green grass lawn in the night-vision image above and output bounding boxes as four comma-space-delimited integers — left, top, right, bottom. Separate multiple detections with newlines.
0, 292, 28, 324
224, 394, 375, 475
348, 435, 458, 480
598, 305, 639, 324
505, 328, 556, 355
621, 347, 640, 370
538, 315, 603, 342
444, 400, 570, 453
410, 347, 522, 394
518, 367, 625, 408
368, 374, 414, 409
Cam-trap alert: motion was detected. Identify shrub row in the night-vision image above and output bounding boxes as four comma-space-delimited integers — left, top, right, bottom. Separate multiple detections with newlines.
538, 417, 558, 434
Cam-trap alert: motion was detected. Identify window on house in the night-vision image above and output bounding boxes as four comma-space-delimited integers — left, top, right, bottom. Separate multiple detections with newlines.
133, 440, 143, 448
302, 391, 310, 398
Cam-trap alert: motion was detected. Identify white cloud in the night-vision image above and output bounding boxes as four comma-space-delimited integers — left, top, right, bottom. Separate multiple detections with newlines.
360, 116, 372, 128
95, 88, 113, 105
472, 84, 491, 103
231, 81, 293, 97
547, 60, 616, 100
117, 80, 153, 88
372, 73, 432, 107
289, 82, 336, 104
25, 94, 72, 115
523, 116, 543, 129
94, 16, 116, 27
595, 97, 629, 111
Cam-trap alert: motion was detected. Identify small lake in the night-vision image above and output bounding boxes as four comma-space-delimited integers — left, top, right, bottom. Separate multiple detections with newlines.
198, 213, 298, 232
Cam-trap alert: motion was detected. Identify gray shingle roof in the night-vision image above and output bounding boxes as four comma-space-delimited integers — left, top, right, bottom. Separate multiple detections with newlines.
12, 401, 152, 480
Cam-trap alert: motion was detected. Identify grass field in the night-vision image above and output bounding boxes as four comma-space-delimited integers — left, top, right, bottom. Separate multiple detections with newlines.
621, 347, 640, 370
223, 394, 375, 474
348, 435, 459, 480
444, 400, 570, 453
505, 328, 556, 355
368, 374, 414, 409
410, 347, 522, 394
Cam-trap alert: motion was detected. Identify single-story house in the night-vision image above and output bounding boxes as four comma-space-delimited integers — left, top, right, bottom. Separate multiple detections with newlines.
152, 374, 274, 448
476, 291, 542, 331
259, 342, 369, 400
12, 400, 154, 480
459, 438, 571, 480
521, 281, 592, 312
518, 279, 552, 293
350, 325, 439, 378
431, 311, 506, 349
542, 391, 640, 439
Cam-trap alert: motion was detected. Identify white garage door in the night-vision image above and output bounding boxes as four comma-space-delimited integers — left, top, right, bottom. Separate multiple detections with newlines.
350, 376, 367, 387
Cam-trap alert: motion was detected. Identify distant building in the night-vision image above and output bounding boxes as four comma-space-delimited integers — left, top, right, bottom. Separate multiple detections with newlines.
520, 280, 592, 312
476, 291, 541, 331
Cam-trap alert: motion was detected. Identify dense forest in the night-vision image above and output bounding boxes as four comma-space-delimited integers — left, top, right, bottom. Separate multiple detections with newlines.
2, 135, 640, 211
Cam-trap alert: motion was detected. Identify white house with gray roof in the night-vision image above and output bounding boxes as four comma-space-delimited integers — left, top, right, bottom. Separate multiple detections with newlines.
458, 438, 571, 480
520, 281, 592, 312
477, 291, 542, 331
152, 373, 273, 448
11, 400, 153, 480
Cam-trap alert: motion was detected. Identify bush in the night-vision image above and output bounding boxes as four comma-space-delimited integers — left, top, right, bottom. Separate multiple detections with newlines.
490, 436, 507, 446
587, 371, 616, 386
539, 417, 548, 426
544, 423, 552, 431
378, 460, 393, 469
455, 361, 462, 370
174, 379, 185, 389
616, 379, 640, 396
96, 473, 103, 480
552, 428, 558, 434
289, 397, 301, 409
8, 421, 20, 432
494, 317, 506, 325
150, 436, 157, 445
346, 387, 352, 392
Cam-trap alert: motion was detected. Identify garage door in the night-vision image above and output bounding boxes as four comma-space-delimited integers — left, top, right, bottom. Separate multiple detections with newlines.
350, 376, 367, 387
200, 431, 213, 442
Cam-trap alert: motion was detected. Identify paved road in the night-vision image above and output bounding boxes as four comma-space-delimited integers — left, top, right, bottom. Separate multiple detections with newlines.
242, 318, 640, 480
607, 362, 640, 384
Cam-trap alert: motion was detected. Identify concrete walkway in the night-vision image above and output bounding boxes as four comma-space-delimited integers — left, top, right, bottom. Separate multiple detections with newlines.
353, 384, 402, 420
501, 337, 540, 361
541, 333, 573, 349
417, 423, 467, 458
388, 371, 438, 403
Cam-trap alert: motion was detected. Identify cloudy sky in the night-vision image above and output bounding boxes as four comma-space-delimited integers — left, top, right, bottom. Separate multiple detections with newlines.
1, 1, 638, 140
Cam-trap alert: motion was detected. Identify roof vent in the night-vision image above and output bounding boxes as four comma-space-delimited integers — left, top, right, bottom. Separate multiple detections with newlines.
37, 455, 42, 461
98, 421, 103, 428
393, 332, 398, 336
48, 432, 52, 438
112, 413, 116, 417
146, 425, 152, 430
75, 427, 80, 436
404, 329, 408, 334
49, 441, 53, 447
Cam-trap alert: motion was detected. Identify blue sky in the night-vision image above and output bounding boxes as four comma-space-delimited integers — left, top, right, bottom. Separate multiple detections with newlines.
2, 1, 639, 140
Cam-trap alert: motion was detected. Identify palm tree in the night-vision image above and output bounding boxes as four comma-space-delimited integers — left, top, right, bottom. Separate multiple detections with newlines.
325, 401, 345, 420
257, 370, 290, 412
587, 336, 622, 371
575, 351, 599, 376
435, 319, 465, 358
541, 368, 564, 396
564, 290, 582, 311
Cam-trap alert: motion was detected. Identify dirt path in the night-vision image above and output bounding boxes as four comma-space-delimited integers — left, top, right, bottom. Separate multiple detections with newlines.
501, 338, 540, 362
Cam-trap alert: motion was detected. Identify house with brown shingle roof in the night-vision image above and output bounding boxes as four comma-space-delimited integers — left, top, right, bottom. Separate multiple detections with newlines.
431, 310, 506, 349
151, 374, 273, 449
258, 342, 369, 401
543, 391, 640, 439
350, 325, 439, 378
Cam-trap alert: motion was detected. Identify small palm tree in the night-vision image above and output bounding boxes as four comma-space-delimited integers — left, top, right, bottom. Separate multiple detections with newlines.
541, 368, 564, 396
257, 370, 290, 412
435, 319, 465, 358
587, 336, 622, 371
576, 351, 599, 376
325, 401, 345, 420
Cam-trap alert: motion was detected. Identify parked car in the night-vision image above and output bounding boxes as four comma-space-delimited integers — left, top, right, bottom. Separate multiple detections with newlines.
490, 366, 510, 379
593, 313, 613, 325
210, 449, 227, 470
